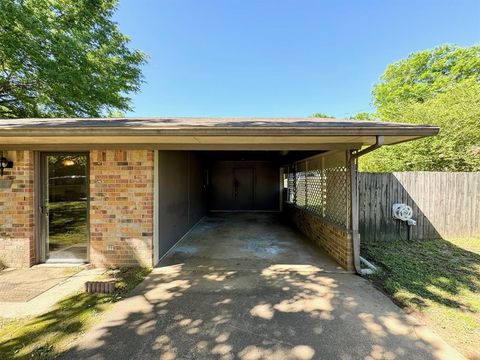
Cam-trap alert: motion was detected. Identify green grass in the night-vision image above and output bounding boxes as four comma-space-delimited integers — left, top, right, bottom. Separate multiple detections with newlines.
0, 267, 151, 359
48, 201, 87, 248
362, 237, 480, 359
449, 237, 480, 255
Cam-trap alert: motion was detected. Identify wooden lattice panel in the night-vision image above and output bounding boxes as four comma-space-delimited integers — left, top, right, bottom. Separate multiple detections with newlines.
284, 151, 351, 229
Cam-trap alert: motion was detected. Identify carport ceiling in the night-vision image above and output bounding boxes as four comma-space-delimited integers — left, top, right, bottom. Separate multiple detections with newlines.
199, 150, 323, 164
0, 117, 439, 151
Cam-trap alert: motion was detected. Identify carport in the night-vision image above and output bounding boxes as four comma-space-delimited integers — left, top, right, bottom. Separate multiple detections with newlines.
155, 148, 357, 270
0, 117, 438, 270
141, 117, 437, 273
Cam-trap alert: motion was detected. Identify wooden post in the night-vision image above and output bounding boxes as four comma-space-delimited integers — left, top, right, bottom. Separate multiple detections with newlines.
349, 150, 361, 273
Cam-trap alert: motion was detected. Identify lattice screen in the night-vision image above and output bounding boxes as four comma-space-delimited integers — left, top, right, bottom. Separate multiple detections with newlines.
286, 165, 296, 203
285, 151, 351, 228
296, 161, 306, 207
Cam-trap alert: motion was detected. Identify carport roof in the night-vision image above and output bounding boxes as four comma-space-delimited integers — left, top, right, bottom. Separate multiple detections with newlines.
0, 117, 439, 150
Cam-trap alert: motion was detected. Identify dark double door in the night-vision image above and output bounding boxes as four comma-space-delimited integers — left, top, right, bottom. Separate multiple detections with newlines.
208, 161, 279, 211
232, 167, 255, 210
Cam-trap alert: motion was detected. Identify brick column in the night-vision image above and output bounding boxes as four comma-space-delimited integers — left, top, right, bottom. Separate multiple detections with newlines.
0, 150, 35, 268
89, 150, 154, 268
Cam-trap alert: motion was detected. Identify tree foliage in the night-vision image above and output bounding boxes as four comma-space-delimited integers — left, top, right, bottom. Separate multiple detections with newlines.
373, 45, 480, 119
361, 79, 480, 172
360, 44, 480, 172
0, 0, 146, 118
350, 112, 376, 121
312, 112, 333, 118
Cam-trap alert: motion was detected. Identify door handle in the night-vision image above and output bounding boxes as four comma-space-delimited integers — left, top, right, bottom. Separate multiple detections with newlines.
40, 205, 49, 216
234, 180, 240, 199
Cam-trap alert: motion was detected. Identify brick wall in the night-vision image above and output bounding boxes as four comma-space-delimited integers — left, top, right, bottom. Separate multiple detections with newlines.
90, 150, 154, 268
284, 203, 354, 270
0, 150, 35, 268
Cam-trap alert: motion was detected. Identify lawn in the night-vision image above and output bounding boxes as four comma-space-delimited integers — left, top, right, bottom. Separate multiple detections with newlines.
0, 267, 151, 360
362, 237, 480, 359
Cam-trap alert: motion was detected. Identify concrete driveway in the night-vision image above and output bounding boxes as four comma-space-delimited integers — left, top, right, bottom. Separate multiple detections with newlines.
63, 213, 463, 360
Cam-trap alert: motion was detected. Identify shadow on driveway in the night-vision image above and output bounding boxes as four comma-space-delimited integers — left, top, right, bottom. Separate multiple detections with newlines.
61, 214, 463, 360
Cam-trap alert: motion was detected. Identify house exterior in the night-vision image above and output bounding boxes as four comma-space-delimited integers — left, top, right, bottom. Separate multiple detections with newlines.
0, 118, 438, 272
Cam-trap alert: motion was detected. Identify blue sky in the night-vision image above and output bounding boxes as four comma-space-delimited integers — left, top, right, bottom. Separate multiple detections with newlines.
114, 0, 480, 118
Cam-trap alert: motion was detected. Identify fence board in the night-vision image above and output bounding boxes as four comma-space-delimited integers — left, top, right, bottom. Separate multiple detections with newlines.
359, 172, 480, 242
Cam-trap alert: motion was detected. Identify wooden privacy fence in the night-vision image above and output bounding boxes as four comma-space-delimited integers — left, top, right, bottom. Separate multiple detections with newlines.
358, 172, 480, 242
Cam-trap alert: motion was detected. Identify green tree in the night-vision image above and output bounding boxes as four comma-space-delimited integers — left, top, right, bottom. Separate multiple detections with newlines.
350, 112, 376, 121
312, 112, 333, 118
361, 79, 480, 172
0, 0, 146, 118
360, 44, 480, 172
373, 44, 480, 119
106, 110, 126, 118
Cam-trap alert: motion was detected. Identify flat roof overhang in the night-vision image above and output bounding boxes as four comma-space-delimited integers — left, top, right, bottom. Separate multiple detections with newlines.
0, 117, 439, 151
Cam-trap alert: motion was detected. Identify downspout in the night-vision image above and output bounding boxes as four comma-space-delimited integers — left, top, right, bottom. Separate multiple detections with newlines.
352, 135, 384, 159
350, 135, 384, 275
